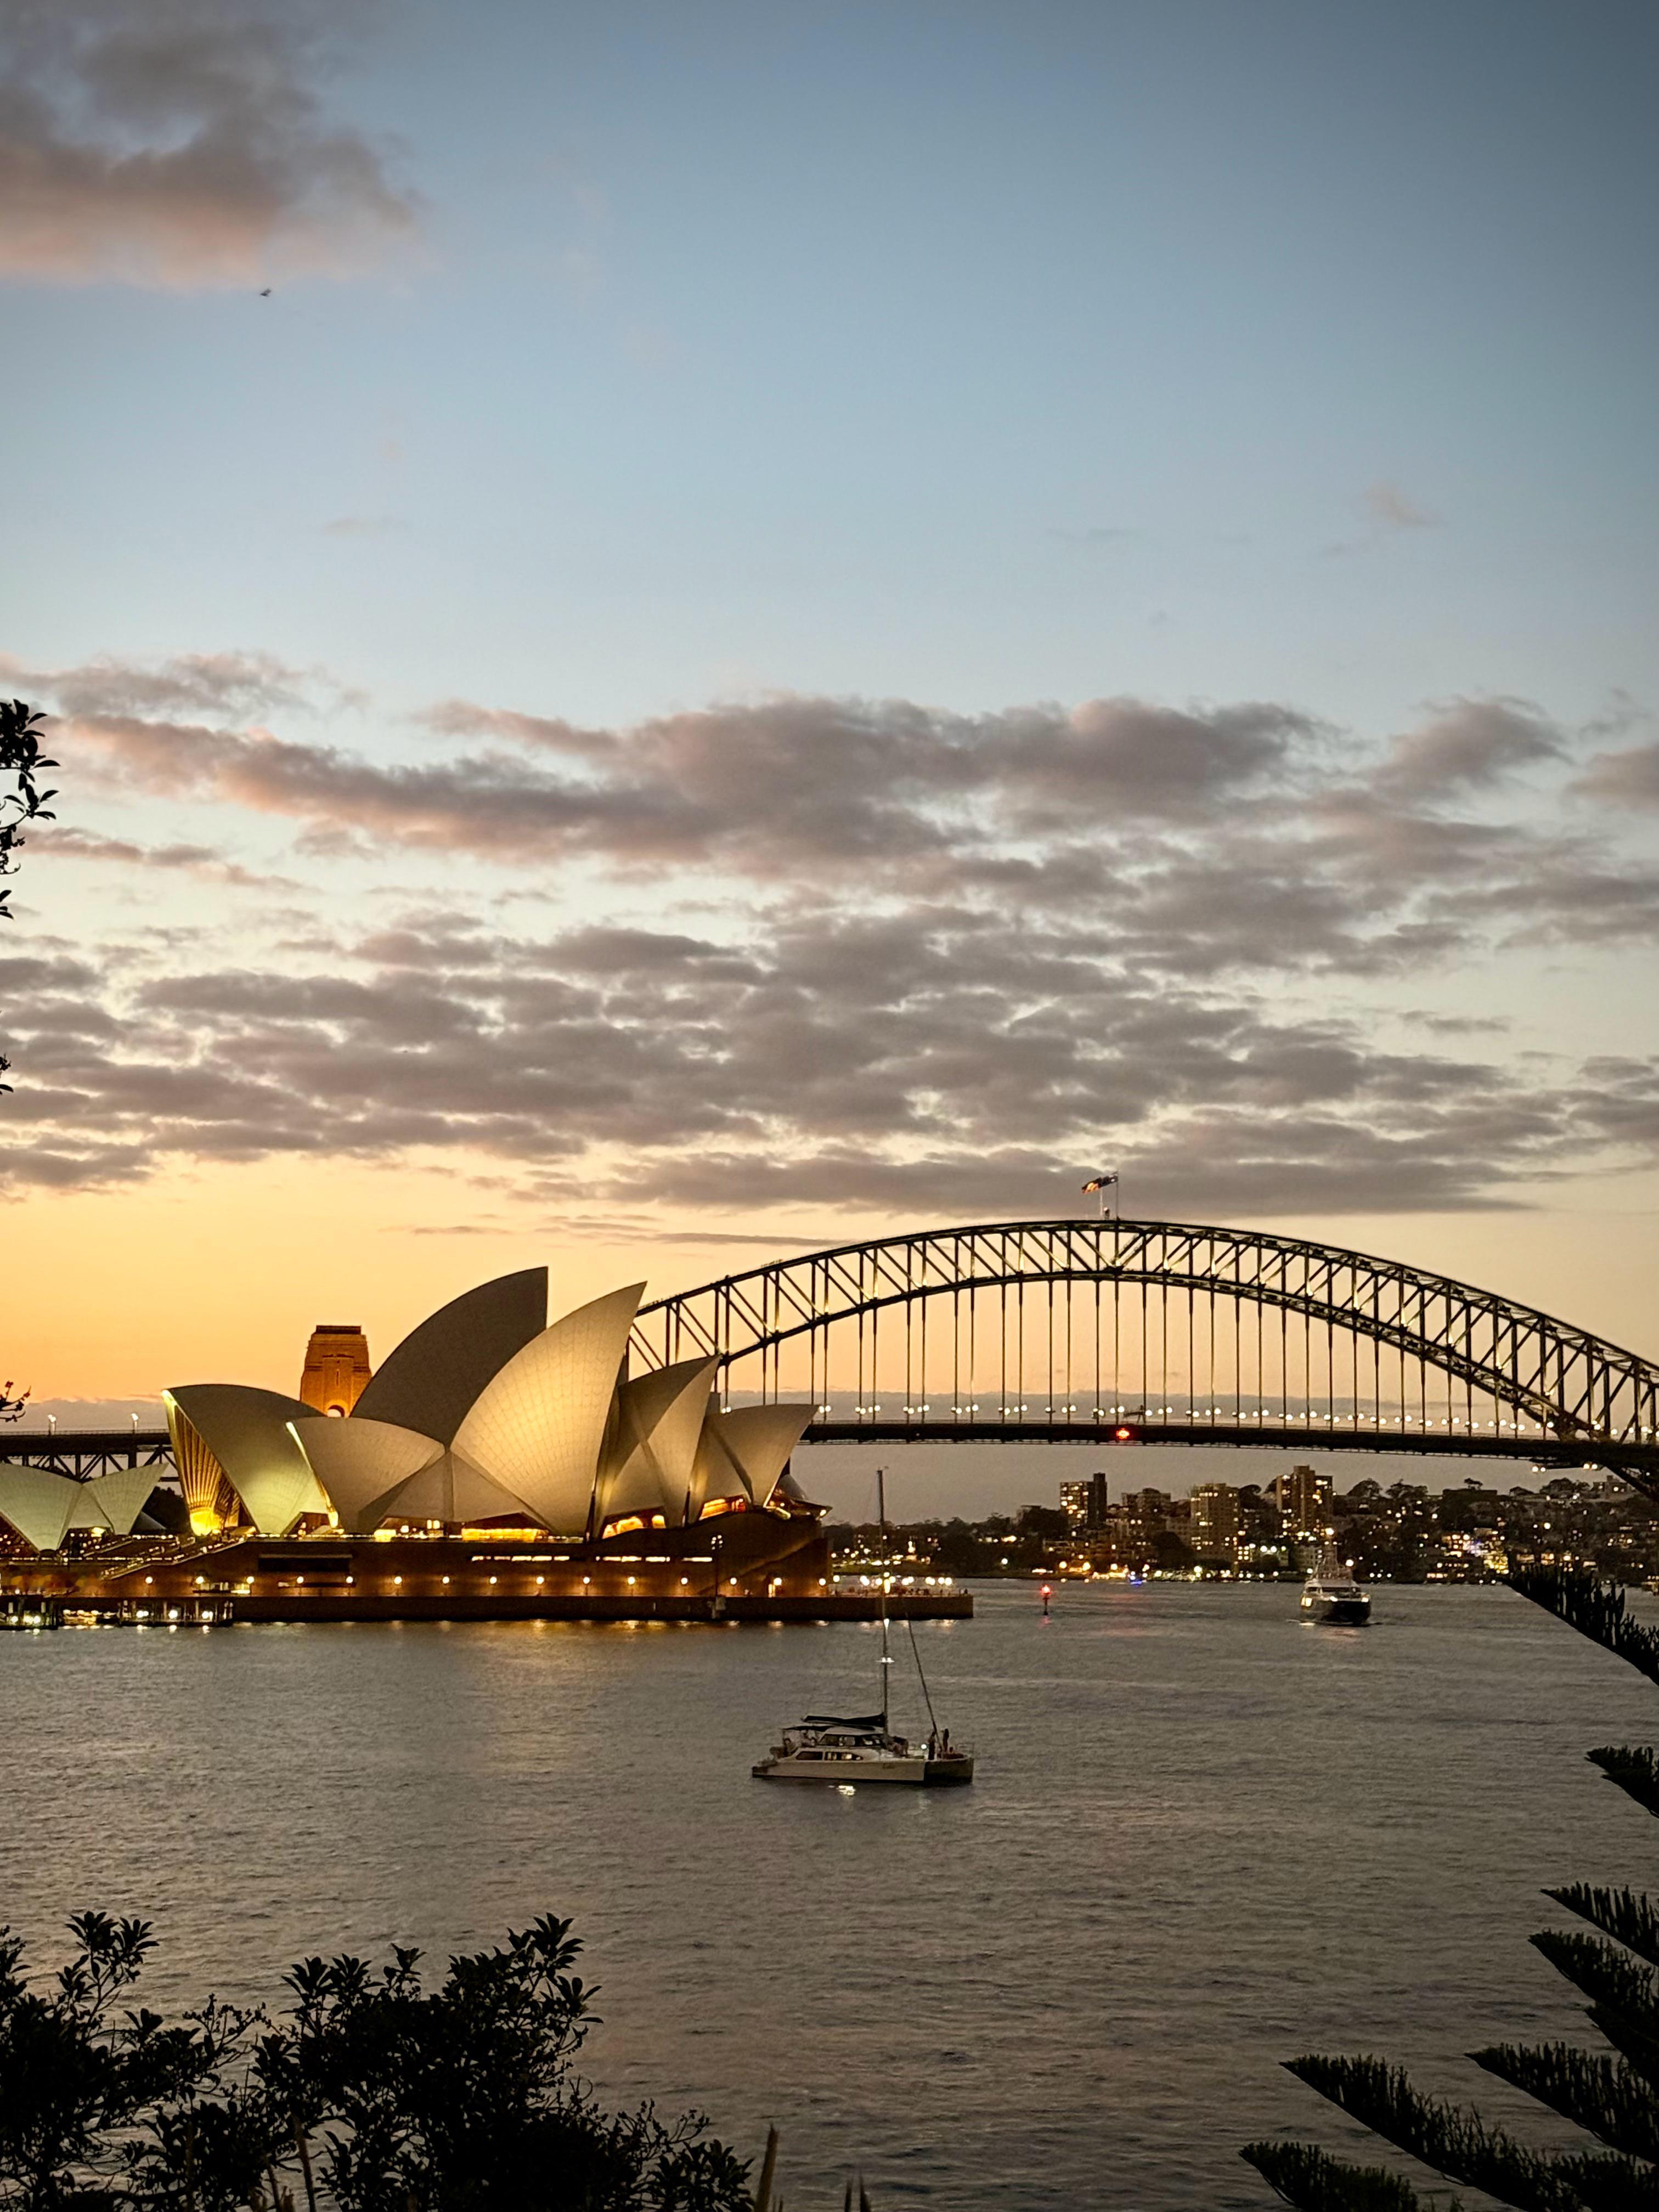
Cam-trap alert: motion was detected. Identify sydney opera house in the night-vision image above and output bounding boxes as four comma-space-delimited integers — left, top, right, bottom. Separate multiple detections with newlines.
0, 1271, 948, 1623
166, 1270, 815, 1543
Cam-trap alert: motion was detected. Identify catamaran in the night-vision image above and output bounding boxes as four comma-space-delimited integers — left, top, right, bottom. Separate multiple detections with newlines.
752, 1469, 974, 1786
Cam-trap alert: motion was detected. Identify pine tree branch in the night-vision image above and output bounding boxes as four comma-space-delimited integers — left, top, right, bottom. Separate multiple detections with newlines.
1550, 2149, 1659, 2210
1507, 1566, 1659, 1686
1240, 2140, 1434, 2210
1282, 2057, 1575, 2211
1587, 1747, 1659, 1818
1531, 1931, 1659, 2031
1547, 1888, 1659, 1972
1588, 2005, 1659, 2096
1470, 2042, 1659, 2163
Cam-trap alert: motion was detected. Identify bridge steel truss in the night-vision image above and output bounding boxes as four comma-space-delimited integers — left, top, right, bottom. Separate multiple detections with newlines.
0, 1430, 176, 1481
631, 1217, 1659, 1491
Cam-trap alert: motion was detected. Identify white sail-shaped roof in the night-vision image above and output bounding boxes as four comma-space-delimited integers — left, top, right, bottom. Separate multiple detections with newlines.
165, 1395, 234, 1534
56, 1469, 157, 1537
692, 1403, 815, 1515
292, 1416, 442, 1532
82, 1466, 163, 1536
351, 1268, 548, 1443
597, 1357, 719, 1525
0, 1467, 79, 1551
452, 1283, 644, 1536
164, 1386, 328, 1534
365, 1451, 529, 1528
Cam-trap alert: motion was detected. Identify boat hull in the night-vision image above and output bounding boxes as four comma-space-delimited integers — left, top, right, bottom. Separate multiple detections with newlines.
753, 1754, 974, 1786
1301, 1592, 1372, 1625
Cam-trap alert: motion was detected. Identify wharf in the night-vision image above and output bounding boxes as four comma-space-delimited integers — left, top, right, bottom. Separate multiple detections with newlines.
2, 1527, 971, 1628
224, 1589, 970, 1624
33, 1590, 969, 1627
2, 1595, 61, 1629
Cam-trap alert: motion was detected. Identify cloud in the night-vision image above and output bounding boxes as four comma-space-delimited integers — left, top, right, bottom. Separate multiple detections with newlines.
1325, 481, 1443, 556
20, 650, 1659, 991
3, 647, 331, 720
1571, 741, 1659, 811
1362, 699, 1575, 805
4, 902, 1656, 1221
464, 691, 1313, 831
1371, 698, 1566, 802
1364, 481, 1439, 531
0, 1, 418, 288
49, 678, 1314, 872
42, 825, 292, 888
986, 698, 1312, 828
26, 655, 1659, 974
11, 653, 1659, 1218
321, 515, 408, 538
1049, 525, 1141, 546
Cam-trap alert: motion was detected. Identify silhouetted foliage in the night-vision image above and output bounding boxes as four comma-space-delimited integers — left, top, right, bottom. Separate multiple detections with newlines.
1471, 2041, 1659, 2164
1510, 1561, 1659, 1685
1546, 1885, 1659, 1971
1242, 1566, 1659, 2209
0, 699, 55, 910
930, 1519, 981, 1574
0, 1910, 751, 2210
1587, 1746, 1659, 1818
1239, 2140, 1439, 2211
1, 698, 58, 1098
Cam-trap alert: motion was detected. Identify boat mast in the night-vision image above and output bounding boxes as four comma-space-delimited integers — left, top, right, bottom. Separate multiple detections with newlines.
877, 1465, 890, 1731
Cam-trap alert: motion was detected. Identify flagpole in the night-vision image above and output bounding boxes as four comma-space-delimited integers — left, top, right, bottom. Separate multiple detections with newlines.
1081, 1171, 1119, 1222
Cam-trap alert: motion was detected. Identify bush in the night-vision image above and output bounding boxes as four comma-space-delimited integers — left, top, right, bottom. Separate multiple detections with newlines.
0, 1911, 752, 2211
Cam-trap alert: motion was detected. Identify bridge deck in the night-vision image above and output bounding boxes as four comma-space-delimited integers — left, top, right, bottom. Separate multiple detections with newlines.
804, 1418, 1658, 1480
6, 1423, 1655, 1486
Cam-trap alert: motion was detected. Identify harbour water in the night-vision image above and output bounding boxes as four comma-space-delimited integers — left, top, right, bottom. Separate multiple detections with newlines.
3, 1580, 1655, 2207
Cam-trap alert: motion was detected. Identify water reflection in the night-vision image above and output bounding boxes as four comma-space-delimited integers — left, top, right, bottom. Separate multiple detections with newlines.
2, 1584, 1652, 2208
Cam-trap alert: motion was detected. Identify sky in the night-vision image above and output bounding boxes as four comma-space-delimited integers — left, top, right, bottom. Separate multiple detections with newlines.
2, 1, 1657, 1516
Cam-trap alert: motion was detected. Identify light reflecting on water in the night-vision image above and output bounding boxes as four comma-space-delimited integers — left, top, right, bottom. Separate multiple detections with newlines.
3, 1582, 1655, 2207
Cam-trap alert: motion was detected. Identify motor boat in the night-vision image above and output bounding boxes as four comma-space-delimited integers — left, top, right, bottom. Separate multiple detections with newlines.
1301, 1547, 1372, 1625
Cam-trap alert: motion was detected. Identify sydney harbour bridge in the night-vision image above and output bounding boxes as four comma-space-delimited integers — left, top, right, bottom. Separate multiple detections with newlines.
17, 1217, 1659, 1499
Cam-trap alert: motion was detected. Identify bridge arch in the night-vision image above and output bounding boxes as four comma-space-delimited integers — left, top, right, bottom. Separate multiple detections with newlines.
631, 1218, 1659, 1487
